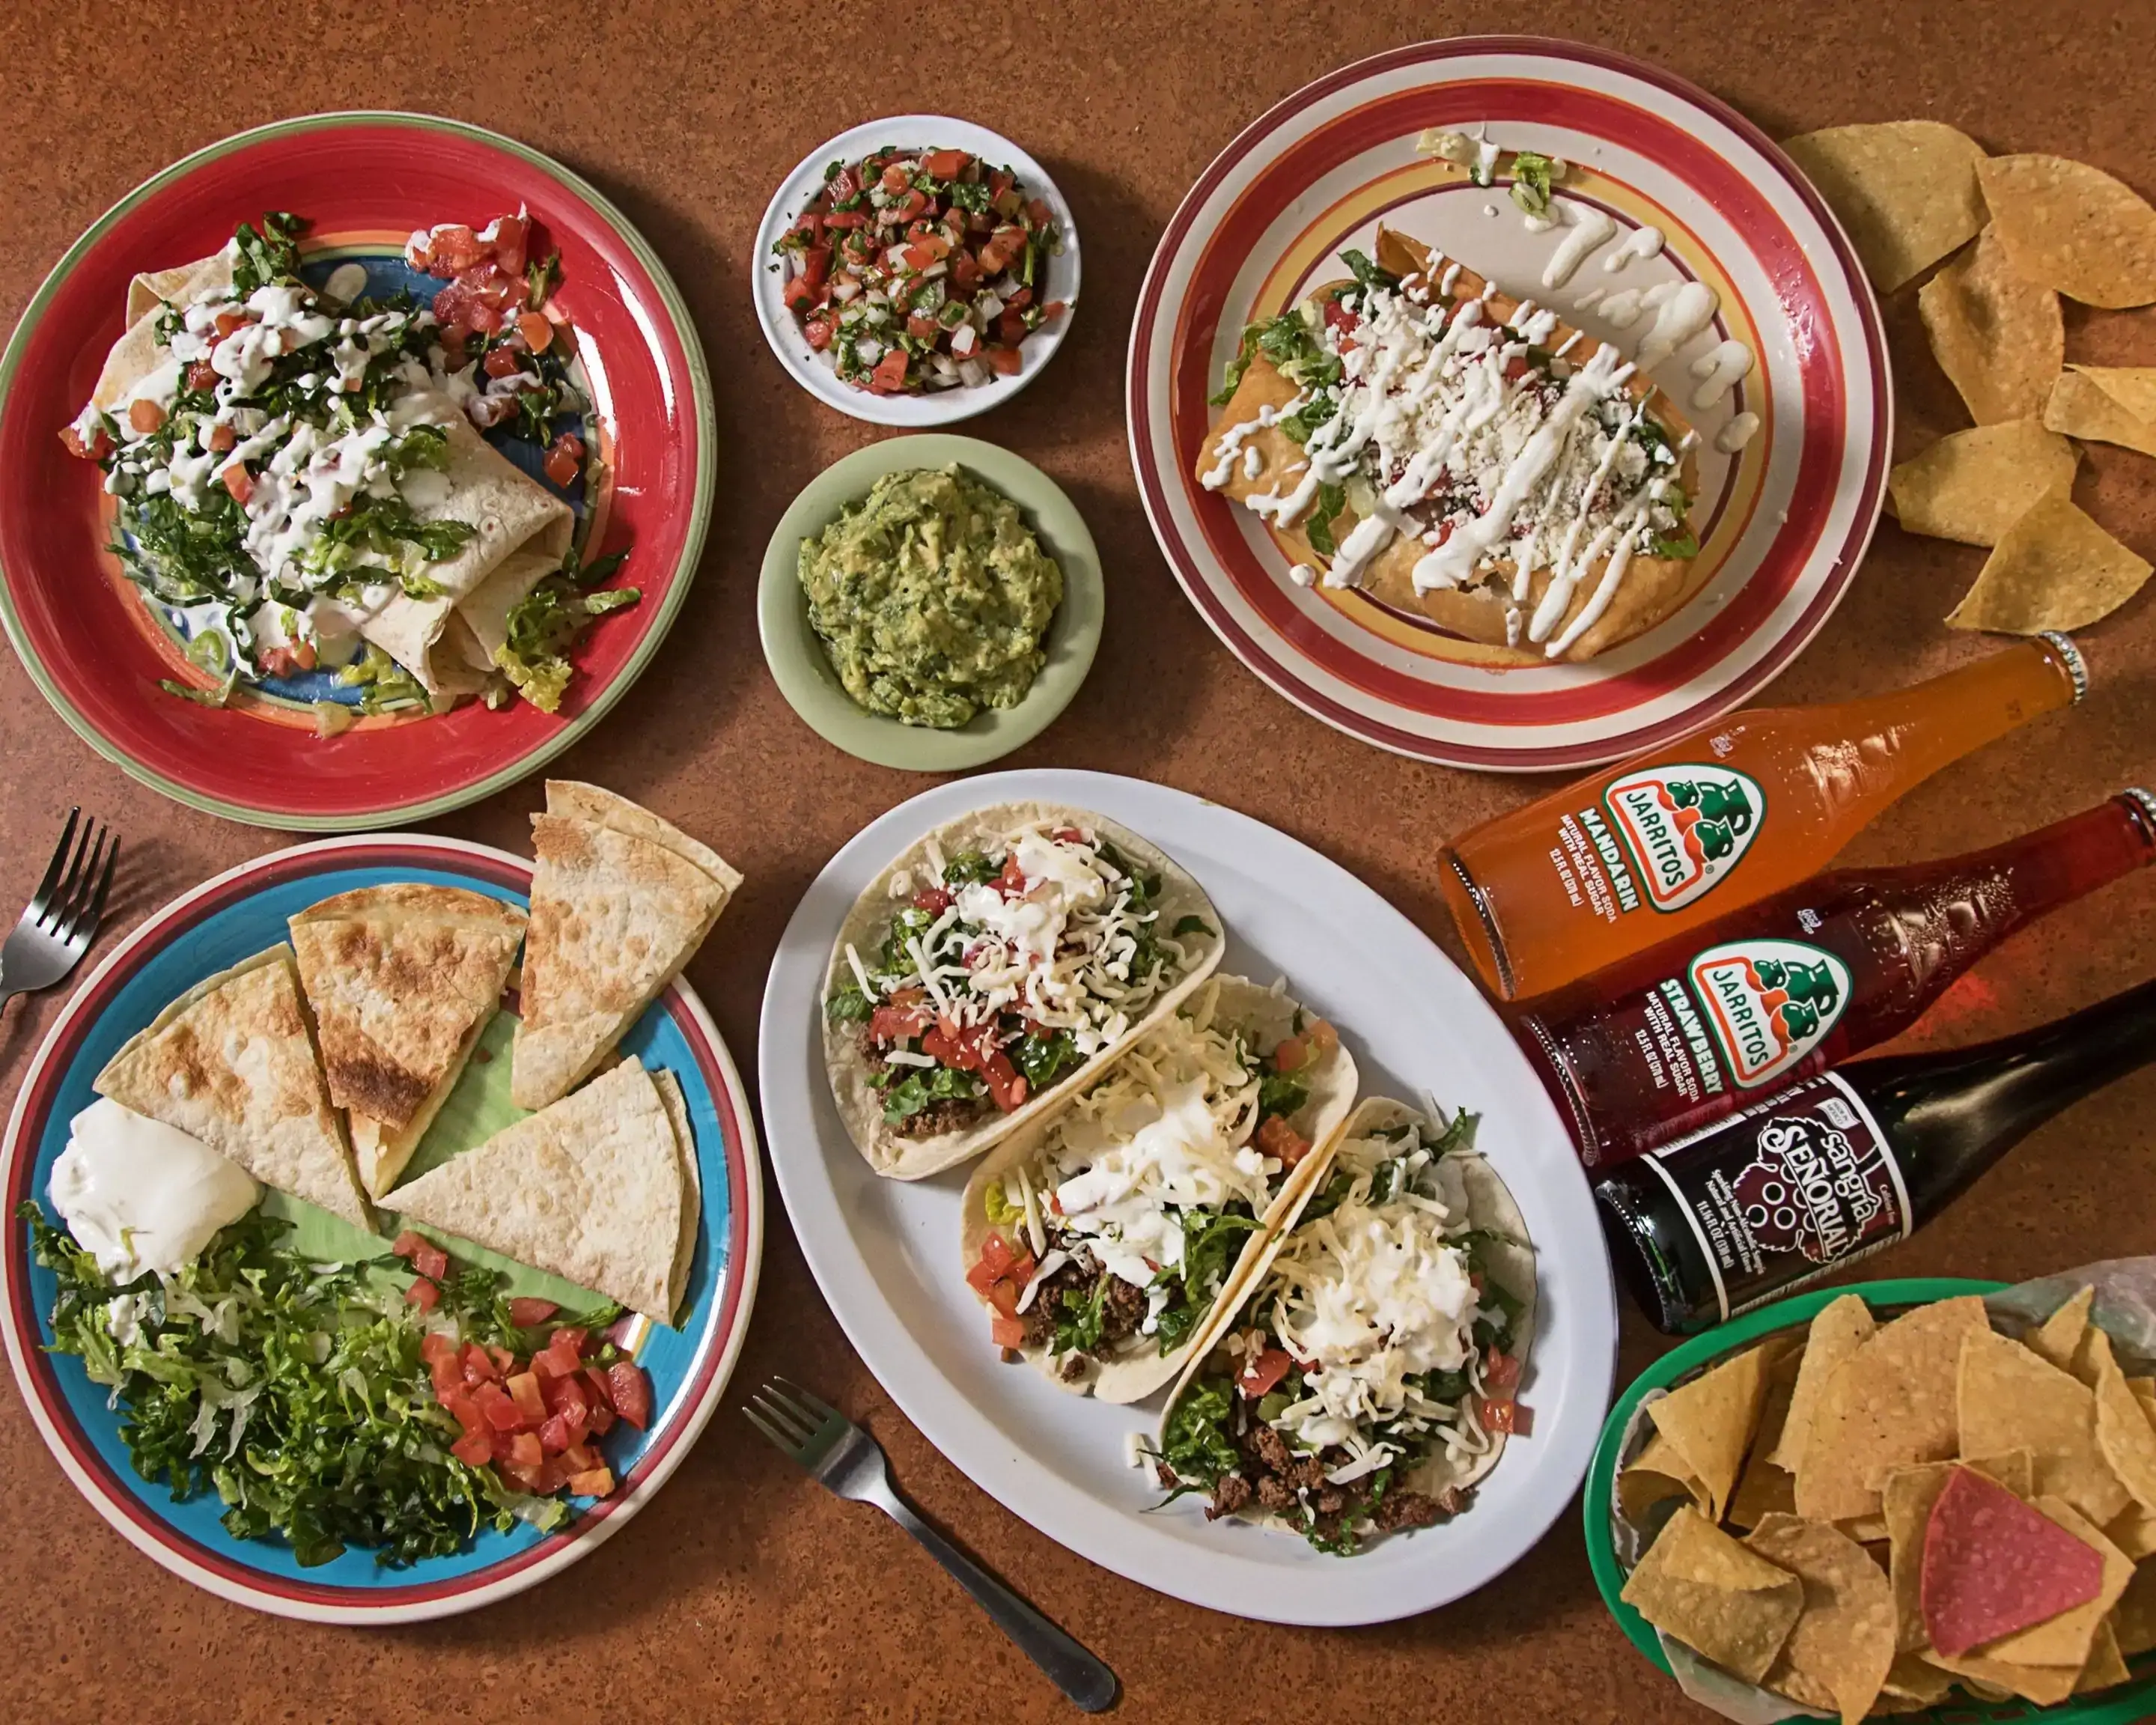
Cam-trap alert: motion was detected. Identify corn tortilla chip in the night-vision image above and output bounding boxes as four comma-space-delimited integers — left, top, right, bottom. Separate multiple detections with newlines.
1946, 483, 2154, 635
1796, 1297, 1989, 1524
1883, 1452, 2034, 1652
1620, 1430, 1707, 1524
1961, 1326, 2131, 1529
2095, 1347, 2156, 1514
1976, 1496, 2131, 1669
2044, 369, 2156, 458
2109, 1501, 2156, 1559
1922, 1645, 2080, 1707
1729, 1348, 1803, 1531
1918, 225, 2064, 424
1648, 1344, 1771, 1523
1746, 1513, 1898, 1725
1782, 122, 1988, 293
1882, 1652, 1956, 1707
2117, 1560, 2156, 1655
1979, 153, 2156, 308
1621, 1505, 1805, 1685
2075, 1621, 2129, 1694
2068, 364, 2156, 424
2029, 1285, 2096, 1375
1772, 1294, 1875, 1473
1889, 419, 2079, 545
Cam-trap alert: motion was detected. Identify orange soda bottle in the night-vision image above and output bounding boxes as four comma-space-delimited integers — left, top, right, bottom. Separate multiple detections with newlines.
1436, 634, 2089, 1001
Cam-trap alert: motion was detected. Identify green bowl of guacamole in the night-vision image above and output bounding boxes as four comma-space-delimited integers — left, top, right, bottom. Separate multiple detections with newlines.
758, 435, 1103, 770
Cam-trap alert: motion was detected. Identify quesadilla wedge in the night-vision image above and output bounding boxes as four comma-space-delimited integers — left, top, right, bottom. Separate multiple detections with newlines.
94, 945, 371, 1226
1197, 225, 1703, 663
1152, 1097, 1535, 1551
388, 1056, 697, 1326
825, 803, 1228, 1181
959, 976, 1356, 1402
287, 883, 528, 1199
511, 784, 741, 1110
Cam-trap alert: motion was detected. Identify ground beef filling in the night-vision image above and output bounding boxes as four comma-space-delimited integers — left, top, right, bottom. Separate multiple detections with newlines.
858, 1028, 993, 1138
1018, 1250, 1148, 1372
1202, 1398, 1461, 1540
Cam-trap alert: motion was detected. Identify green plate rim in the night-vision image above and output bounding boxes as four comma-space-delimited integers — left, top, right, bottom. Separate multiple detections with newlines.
1584, 1275, 2156, 1724
0, 109, 716, 832
755, 433, 1103, 772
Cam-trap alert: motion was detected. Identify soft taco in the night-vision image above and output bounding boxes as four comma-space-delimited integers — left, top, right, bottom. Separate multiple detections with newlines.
1196, 225, 1703, 663
823, 803, 1228, 1180
1151, 1096, 1536, 1552
957, 976, 1356, 1403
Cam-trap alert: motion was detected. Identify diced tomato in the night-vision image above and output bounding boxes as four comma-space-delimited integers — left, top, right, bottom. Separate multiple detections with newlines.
782, 273, 821, 314
1504, 355, 1530, 383
982, 346, 1023, 377
997, 855, 1028, 897
1025, 198, 1053, 228
607, 1361, 653, 1431
567, 1467, 615, 1497
427, 225, 485, 273
483, 346, 524, 380
1322, 296, 1360, 335
441, 1387, 484, 1433
1306, 1020, 1339, 1058
220, 464, 255, 504
1038, 299, 1068, 323
868, 349, 911, 394
509, 311, 551, 355
988, 169, 1014, 201
975, 1232, 1016, 1280
1237, 1347, 1294, 1400
922, 148, 970, 180
829, 165, 859, 201
451, 1428, 494, 1468
184, 361, 219, 393
1255, 1114, 1312, 1169
389, 1227, 427, 1261
58, 424, 112, 460
488, 1344, 517, 1375
990, 1315, 1027, 1348
532, 1344, 575, 1382
560, 1442, 600, 1476
1482, 1349, 1522, 1393
476, 1381, 522, 1432
127, 398, 165, 433
466, 300, 504, 335
213, 310, 247, 339
462, 1340, 502, 1385
581, 1366, 615, 1411
506, 1431, 544, 1471
207, 423, 237, 453
259, 644, 317, 680
907, 234, 953, 270
420, 1331, 460, 1368
895, 189, 930, 224
551, 1326, 591, 1360
949, 252, 983, 293
538, 1412, 571, 1455
906, 313, 941, 343
791, 210, 827, 245
1481, 1397, 1523, 1436
803, 316, 835, 351
543, 437, 582, 488
503, 1297, 557, 1330
823, 209, 870, 230
1273, 1036, 1307, 1074
541, 1372, 590, 1422
588, 1402, 617, 1438
981, 1277, 1021, 1319
490, 215, 528, 276
507, 1372, 547, 1423
868, 997, 935, 1045
996, 311, 1028, 347
880, 162, 912, 192
1002, 286, 1033, 314
430, 1351, 466, 1398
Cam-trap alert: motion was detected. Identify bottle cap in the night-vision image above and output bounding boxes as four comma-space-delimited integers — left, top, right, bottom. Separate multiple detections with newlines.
2125, 788, 2156, 830
2038, 631, 2089, 705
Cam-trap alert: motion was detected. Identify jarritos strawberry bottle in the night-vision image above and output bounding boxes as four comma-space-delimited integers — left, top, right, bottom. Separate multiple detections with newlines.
1436, 635, 2089, 1001
1515, 790, 2156, 1166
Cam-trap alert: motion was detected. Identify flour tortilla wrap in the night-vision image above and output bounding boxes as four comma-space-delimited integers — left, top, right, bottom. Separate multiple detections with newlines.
1160, 1095, 1538, 1536
1197, 226, 1704, 665
958, 976, 1358, 1403
86, 249, 240, 416
823, 803, 1228, 1181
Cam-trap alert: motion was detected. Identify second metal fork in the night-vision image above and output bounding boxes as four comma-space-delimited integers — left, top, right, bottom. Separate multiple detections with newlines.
0, 809, 118, 1011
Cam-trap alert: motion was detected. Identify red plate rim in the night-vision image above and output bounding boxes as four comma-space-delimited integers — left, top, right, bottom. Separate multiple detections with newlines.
0, 834, 764, 1623
1126, 37, 1890, 771
0, 112, 716, 830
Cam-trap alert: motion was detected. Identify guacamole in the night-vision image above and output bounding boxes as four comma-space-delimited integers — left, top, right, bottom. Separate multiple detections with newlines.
798, 466, 1063, 728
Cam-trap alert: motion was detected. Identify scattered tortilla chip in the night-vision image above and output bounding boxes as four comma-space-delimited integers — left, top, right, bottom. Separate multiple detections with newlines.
1946, 482, 2154, 635
1979, 153, 2156, 308
2117, 1559, 2156, 1655
1619, 1431, 1706, 1523
2075, 1620, 2129, 1694
1882, 1652, 1955, 1708
1918, 225, 2064, 424
1729, 1350, 1802, 1531
2095, 1347, 2156, 1514
1922, 1645, 2080, 1708
1959, 1325, 2134, 1525
1772, 1294, 1876, 1473
1796, 1297, 1989, 1524
1888, 419, 2080, 545
1884, 1452, 2033, 1652
1746, 1514, 1898, 1725
1917, 1467, 2106, 1655
1782, 121, 1988, 293
2068, 364, 2156, 423
1977, 1497, 2132, 1669
1648, 1345, 1771, 1523
2029, 1285, 2096, 1375
2044, 369, 2156, 457
2109, 1501, 2156, 1559
1621, 1505, 1805, 1685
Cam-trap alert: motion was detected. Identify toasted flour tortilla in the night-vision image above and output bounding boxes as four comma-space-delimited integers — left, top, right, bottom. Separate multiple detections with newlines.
958, 976, 1359, 1403
1197, 227, 1705, 664
1161, 1095, 1538, 1533
94, 945, 371, 1227
389, 1056, 695, 1325
511, 783, 740, 1110
287, 883, 528, 1199
823, 802, 1228, 1181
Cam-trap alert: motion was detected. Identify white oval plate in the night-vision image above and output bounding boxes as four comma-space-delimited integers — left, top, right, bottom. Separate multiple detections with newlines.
752, 115, 1081, 427
758, 770, 1616, 1625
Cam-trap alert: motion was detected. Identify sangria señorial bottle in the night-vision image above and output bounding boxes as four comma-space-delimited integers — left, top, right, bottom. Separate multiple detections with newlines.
1435, 635, 2089, 1001
1595, 974, 2156, 1334
1517, 790, 2156, 1168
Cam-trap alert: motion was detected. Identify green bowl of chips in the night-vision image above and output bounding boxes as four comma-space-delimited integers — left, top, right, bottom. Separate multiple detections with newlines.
1586, 1277, 2156, 1724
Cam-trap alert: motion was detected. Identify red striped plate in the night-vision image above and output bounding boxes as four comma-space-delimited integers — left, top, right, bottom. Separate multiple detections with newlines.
1128, 38, 1889, 771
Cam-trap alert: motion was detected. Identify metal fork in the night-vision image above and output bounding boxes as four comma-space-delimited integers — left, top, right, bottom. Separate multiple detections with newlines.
0, 810, 118, 1011
745, 1379, 1118, 1713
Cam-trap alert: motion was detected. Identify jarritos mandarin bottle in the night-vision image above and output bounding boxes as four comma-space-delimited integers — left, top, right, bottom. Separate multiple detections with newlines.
1435, 634, 2089, 1001
1517, 789, 2156, 1167
1597, 973, 2156, 1334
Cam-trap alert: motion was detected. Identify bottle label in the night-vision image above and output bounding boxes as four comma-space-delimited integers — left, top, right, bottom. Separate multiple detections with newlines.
1604, 764, 1767, 913
1686, 938, 1852, 1090
1641, 1072, 1913, 1321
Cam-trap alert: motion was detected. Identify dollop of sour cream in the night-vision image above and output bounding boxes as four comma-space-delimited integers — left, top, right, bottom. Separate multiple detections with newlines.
48, 1098, 259, 1281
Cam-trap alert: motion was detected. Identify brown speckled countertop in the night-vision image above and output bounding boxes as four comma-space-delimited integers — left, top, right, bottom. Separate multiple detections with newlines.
4, 4, 2155, 1721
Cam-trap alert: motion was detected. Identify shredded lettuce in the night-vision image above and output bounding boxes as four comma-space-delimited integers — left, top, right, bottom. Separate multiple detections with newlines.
493, 552, 639, 714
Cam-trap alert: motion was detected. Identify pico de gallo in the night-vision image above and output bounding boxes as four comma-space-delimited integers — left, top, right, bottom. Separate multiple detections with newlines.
773, 146, 1068, 394
967, 993, 1339, 1380
825, 821, 1215, 1136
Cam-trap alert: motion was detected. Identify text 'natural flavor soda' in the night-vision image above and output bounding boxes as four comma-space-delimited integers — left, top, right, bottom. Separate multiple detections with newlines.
1435, 635, 2089, 1001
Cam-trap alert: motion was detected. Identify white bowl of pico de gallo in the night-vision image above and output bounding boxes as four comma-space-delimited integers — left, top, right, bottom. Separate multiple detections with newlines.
753, 115, 1080, 427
